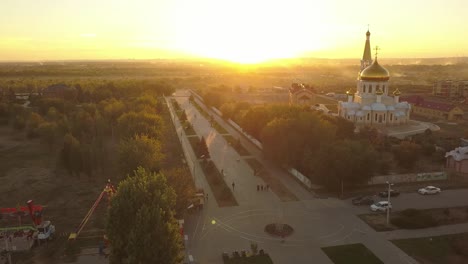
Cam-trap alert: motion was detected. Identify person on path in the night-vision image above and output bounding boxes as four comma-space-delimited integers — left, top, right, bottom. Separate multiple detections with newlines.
232, 182, 235, 191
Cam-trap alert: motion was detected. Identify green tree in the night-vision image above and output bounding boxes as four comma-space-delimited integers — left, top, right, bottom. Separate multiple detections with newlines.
118, 135, 164, 176
101, 98, 125, 140
117, 111, 163, 139
314, 140, 376, 193
393, 141, 422, 169
162, 168, 195, 217
26, 112, 44, 137
61, 133, 81, 176
38, 121, 59, 150
107, 167, 182, 264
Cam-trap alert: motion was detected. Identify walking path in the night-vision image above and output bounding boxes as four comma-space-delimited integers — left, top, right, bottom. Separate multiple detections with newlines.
383, 222, 468, 241
168, 91, 422, 264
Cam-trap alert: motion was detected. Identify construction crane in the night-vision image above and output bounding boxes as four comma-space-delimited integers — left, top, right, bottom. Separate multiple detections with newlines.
68, 180, 116, 240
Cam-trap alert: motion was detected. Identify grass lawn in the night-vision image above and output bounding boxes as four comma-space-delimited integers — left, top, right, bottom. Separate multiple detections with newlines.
200, 160, 238, 207
245, 158, 298, 202
224, 254, 274, 264
359, 206, 468, 232
392, 232, 468, 263
223, 135, 250, 156
322, 243, 383, 264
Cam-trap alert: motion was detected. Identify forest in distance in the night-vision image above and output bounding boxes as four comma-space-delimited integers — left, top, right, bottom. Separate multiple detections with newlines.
1, 57, 468, 95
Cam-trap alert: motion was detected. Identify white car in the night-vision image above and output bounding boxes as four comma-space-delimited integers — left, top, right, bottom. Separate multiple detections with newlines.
418, 186, 441, 195
370, 201, 392, 212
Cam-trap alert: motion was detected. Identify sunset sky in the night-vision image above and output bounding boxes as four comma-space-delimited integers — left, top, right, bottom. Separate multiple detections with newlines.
1, 0, 467, 63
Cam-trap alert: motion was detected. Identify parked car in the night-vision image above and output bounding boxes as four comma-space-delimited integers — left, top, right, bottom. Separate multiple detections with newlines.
370, 201, 392, 212
378, 189, 400, 198
418, 186, 441, 195
352, 196, 374, 205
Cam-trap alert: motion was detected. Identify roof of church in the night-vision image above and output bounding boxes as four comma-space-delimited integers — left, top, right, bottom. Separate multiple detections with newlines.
290, 83, 316, 94
360, 59, 390, 81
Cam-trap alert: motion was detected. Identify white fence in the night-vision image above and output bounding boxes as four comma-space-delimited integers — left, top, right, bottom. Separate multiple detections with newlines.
368, 172, 447, 185
288, 168, 312, 189
227, 119, 263, 149
211, 107, 222, 116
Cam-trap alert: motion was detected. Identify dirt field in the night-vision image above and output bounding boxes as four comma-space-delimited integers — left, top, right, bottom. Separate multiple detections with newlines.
0, 126, 107, 263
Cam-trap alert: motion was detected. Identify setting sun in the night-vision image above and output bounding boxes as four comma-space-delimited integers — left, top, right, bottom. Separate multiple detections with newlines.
172, 0, 327, 63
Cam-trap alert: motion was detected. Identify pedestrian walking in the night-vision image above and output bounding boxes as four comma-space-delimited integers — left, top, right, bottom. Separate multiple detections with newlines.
232, 182, 235, 191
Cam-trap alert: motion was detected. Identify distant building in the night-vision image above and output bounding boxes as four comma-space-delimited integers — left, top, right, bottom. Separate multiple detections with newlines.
338, 30, 411, 126
403, 95, 464, 121
289, 83, 316, 106
433, 80, 468, 99
446, 146, 468, 175
41, 84, 76, 99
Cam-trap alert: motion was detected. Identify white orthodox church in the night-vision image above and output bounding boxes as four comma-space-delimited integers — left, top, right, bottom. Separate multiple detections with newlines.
338, 30, 411, 126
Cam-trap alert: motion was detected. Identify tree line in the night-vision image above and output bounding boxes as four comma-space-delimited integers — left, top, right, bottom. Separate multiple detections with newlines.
197, 90, 446, 192
1, 79, 194, 263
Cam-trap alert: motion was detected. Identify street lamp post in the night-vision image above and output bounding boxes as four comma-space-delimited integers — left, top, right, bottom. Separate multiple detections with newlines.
386, 181, 394, 225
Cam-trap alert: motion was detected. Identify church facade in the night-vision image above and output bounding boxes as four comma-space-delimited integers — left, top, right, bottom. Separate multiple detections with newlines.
338, 30, 411, 126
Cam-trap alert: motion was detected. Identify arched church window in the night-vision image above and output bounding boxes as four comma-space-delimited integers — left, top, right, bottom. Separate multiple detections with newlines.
363, 84, 366, 93
367, 113, 370, 121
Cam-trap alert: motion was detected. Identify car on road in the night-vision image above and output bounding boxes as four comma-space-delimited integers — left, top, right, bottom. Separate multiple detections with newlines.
370, 201, 392, 212
418, 186, 442, 195
352, 196, 374, 205
378, 189, 400, 198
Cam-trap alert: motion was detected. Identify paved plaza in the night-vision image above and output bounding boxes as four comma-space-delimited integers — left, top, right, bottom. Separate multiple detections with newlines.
167, 90, 429, 264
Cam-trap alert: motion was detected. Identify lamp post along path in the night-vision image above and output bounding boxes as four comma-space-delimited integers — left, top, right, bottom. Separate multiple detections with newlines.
386, 181, 393, 225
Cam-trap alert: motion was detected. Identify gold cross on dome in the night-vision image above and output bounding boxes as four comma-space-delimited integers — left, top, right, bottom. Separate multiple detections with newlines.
374, 46, 380, 58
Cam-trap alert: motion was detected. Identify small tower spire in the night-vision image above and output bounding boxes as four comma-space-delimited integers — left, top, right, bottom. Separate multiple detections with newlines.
361, 27, 372, 71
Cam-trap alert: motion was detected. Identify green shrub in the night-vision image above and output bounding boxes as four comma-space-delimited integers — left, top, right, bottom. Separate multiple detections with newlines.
401, 208, 419, 217
391, 209, 438, 229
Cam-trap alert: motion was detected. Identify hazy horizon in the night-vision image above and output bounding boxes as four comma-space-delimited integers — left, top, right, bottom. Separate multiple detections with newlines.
2, 0, 467, 63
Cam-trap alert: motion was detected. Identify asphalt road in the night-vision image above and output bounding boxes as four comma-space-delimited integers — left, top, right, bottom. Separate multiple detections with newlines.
349, 188, 468, 214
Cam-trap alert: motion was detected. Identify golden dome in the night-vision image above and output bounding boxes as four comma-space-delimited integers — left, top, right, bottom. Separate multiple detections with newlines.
393, 88, 401, 96
375, 88, 383, 95
360, 59, 390, 81
346, 90, 353, 95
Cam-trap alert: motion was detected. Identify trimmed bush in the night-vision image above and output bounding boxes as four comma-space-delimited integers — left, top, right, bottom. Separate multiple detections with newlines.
391, 209, 438, 229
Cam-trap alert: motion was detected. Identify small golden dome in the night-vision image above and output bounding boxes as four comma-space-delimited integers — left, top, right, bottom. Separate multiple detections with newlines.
375, 88, 383, 95
393, 88, 401, 96
360, 59, 390, 81
346, 90, 353, 95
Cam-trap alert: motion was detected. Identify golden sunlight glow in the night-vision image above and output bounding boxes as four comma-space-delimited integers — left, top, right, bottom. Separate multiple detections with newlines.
172, 0, 326, 64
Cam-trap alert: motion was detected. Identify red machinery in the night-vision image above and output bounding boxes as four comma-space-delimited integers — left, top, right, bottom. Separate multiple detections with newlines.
68, 180, 116, 240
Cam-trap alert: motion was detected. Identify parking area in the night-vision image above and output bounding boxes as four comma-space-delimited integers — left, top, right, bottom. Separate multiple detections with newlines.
348, 188, 468, 214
